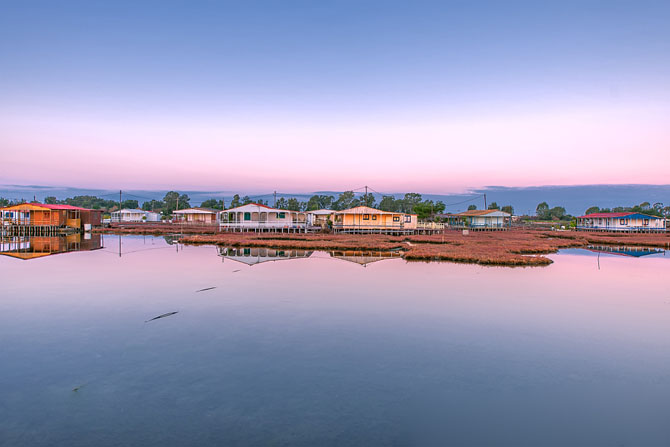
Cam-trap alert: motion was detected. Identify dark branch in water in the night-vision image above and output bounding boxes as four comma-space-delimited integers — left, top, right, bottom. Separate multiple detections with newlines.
145, 311, 178, 323
195, 287, 216, 293
232, 269, 241, 273
72, 383, 88, 392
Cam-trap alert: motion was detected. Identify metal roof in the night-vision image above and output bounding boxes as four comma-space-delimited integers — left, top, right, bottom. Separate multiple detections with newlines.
334, 206, 411, 215
578, 212, 663, 219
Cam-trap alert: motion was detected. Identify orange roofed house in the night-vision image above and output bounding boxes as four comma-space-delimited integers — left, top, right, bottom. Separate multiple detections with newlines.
0, 203, 102, 231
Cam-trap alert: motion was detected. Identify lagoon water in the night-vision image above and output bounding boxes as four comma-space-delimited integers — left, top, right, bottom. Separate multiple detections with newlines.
1, 235, 669, 446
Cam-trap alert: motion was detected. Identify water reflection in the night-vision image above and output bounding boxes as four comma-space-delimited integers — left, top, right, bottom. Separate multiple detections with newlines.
3, 236, 670, 446
217, 246, 403, 267
586, 244, 666, 258
0, 233, 103, 260
218, 246, 314, 265
329, 249, 403, 266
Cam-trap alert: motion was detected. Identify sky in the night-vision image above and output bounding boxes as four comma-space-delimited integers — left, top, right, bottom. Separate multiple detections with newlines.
1, 0, 669, 193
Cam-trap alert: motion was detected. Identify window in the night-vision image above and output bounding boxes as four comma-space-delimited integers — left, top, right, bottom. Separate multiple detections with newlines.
372, 215, 377, 221
620, 219, 627, 225
244, 212, 251, 221
393, 216, 400, 222
644, 219, 649, 226
278, 212, 285, 219
363, 214, 370, 220
404, 215, 412, 223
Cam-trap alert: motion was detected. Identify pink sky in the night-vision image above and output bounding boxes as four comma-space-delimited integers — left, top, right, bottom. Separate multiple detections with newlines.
1, 103, 668, 193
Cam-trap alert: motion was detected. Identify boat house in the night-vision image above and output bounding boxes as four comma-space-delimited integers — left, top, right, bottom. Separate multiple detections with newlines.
332, 206, 417, 234
576, 212, 666, 232
218, 203, 307, 232
1, 203, 102, 234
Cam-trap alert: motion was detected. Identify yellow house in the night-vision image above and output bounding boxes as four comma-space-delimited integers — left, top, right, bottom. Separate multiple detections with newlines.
333, 206, 417, 233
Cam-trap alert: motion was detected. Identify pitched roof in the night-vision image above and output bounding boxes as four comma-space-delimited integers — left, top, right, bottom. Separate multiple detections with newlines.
335, 206, 408, 215
578, 212, 663, 219
456, 209, 511, 217
0, 203, 88, 211
220, 203, 304, 213
173, 207, 218, 214
112, 208, 147, 213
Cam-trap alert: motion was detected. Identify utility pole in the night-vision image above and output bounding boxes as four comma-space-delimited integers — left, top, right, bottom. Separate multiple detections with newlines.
119, 190, 122, 223
484, 194, 487, 210
365, 186, 368, 206
273, 191, 277, 207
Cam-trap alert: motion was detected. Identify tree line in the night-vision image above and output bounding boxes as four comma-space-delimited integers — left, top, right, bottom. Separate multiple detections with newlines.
214, 191, 450, 220
1, 191, 449, 219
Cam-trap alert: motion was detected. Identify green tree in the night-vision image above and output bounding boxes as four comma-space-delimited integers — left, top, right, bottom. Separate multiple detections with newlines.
501, 205, 514, 215
275, 197, 288, 209
412, 202, 433, 220
44, 196, 59, 204
585, 206, 600, 215
549, 206, 567, 220
378, 195, 399, 212
286, 198, 302, 211
361, 192, 376, 208
121, 199, 139, 209
333, 191, 358, 210
201, 199, 224, 210
488, 202, 500, 210
401, 193, 422, 213
467, 204, 477, 211
230, 194, 241, 208
305, 194, 334, 211
63, 195, 117, 210
142, 199, 164, 211
241, 196, 253, 205
536, 202, 550, 219
163, 191, 190, 215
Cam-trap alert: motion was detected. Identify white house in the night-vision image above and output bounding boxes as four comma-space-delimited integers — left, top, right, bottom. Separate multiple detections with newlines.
172, 207, 218, 224
110, 208, 161, 223
577, 212, 666, 232
218, 203, 307, 231
448, 209, 512, 229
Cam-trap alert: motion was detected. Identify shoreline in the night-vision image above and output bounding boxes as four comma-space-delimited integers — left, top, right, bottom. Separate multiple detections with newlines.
94, 225, 670, 267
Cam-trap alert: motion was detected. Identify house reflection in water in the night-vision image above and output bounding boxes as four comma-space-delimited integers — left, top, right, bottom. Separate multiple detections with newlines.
217, 247, 314, 266
0, 233, 103, 260
586, 245, 665, 258
328, 250, 403, 266
217, 246, 403, 267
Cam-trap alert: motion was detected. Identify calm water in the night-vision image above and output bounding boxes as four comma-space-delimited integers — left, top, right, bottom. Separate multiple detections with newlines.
1, 235, 669, 446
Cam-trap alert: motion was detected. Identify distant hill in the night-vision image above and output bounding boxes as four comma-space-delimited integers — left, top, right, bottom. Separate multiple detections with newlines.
1, 183, 668, 216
